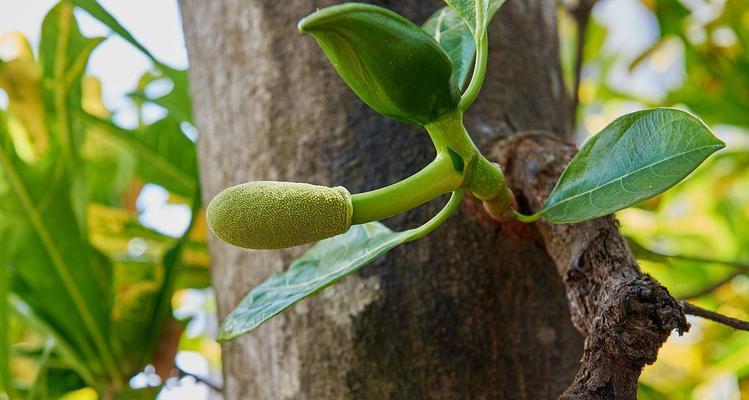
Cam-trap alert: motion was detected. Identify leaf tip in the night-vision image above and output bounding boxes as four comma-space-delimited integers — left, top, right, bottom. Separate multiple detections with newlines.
298, 3, 378, 34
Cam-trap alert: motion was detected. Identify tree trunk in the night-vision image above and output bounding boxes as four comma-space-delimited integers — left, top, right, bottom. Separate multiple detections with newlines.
180, 1, 585, 398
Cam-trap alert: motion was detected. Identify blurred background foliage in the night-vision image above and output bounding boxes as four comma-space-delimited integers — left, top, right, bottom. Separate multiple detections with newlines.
1, 0, 748, 399
0, 1, 216, 399
560, 0, 749, 398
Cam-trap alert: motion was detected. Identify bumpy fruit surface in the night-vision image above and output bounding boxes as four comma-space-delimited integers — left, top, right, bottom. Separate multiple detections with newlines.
207, 181, 353, 249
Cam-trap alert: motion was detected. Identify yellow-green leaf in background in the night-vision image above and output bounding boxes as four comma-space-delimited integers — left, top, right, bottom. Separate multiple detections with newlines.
0, 124, 121, 386
0, 33, 48, 161
80, 113, 197, 199
39, 2, 104, 162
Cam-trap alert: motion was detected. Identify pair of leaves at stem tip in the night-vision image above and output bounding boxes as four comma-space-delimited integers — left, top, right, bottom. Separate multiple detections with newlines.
299, 1, 507, 125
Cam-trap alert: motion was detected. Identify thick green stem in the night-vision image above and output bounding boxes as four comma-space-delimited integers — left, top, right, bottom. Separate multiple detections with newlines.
351, 113, 515, 224
426, 113, 514, 216
351, 153, 463, 224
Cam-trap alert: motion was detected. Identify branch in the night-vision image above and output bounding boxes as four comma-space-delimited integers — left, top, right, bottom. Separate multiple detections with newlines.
176, 366, 223, 393
682, 301, 749, 331
570, 0, 597, 120
680, 271, 743, 300
489, 132, 688, 400
628, 239, 748, 299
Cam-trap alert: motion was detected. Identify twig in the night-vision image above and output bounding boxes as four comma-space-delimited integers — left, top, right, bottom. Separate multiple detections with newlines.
667, 254, 749, 270
682, 301, 749, 331
680, 271, 743, 300
627, 237, 749, 299
570, 0, 596, 121
176, 366, 223, 393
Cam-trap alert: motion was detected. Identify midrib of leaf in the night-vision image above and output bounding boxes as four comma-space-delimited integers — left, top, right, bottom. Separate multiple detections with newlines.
433, 9, 448, 43
269, 235, 407, 292
53, 5, 74, 165
63, 37, 105, 89
540, 143, 724, 216
8, 293, 97, 388
0, 149, 121, 383
80, 112, 196, 193
70, 0, 162, 67
593, 116, 686, 188
473, 0, 485, 35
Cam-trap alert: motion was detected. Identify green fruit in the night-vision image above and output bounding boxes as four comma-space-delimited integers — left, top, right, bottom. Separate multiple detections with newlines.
299, 3, 460, 125
206, 181, 353, 249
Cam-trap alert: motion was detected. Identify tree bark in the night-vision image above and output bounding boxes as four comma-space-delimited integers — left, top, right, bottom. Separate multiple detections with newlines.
180, 1, 586, 398
488, 133, 688, 399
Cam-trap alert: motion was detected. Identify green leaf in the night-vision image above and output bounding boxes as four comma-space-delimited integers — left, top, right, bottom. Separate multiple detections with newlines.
132, 118, 197, 198
0, 237, 14, 398
129, 69, 194, 124
443, 0, 507, 41
39, 2, 104, 159
423, 7, 475, 89
69, 1, 195, 125
0, 125, 119, 383
299, 3, 460, 125
70, 0, 160, 66
80, 112, 197, 198
0, 55, 49, 160
219, 190, 464, 340
532, 108, 725, 223
38, 2, 105, 232
218, 222, 412, 341
8, 294, 97, 388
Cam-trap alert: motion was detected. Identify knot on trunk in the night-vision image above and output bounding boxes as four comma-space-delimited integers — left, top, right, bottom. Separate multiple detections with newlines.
591, 276, 688, 365
561, 277, 689, 399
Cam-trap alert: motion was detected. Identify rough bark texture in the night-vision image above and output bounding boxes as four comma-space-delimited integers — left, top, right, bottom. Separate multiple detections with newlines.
180, 0, 586, 399
488, 133, 689, 399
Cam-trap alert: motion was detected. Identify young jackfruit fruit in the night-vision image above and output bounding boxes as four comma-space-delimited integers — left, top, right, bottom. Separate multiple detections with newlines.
206, 181, 353, 249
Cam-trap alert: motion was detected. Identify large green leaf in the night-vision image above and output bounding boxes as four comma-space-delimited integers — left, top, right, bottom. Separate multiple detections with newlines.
70, 0, 195, 125
39, 2, 104, 160
38, 2, 105, 231
423, 6, 475, 89
70, 0, 159, 65
0, 237, 13, 398
218, 222, 413, 341
129, 69, 194, 124
0, 127, 118, 383
299, 3, 460, 125
80, 112, 197, 198
219, 191, 464, 341
9, 295, 96, 388
443, 0, 507, 41
531, 108, 725, 223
